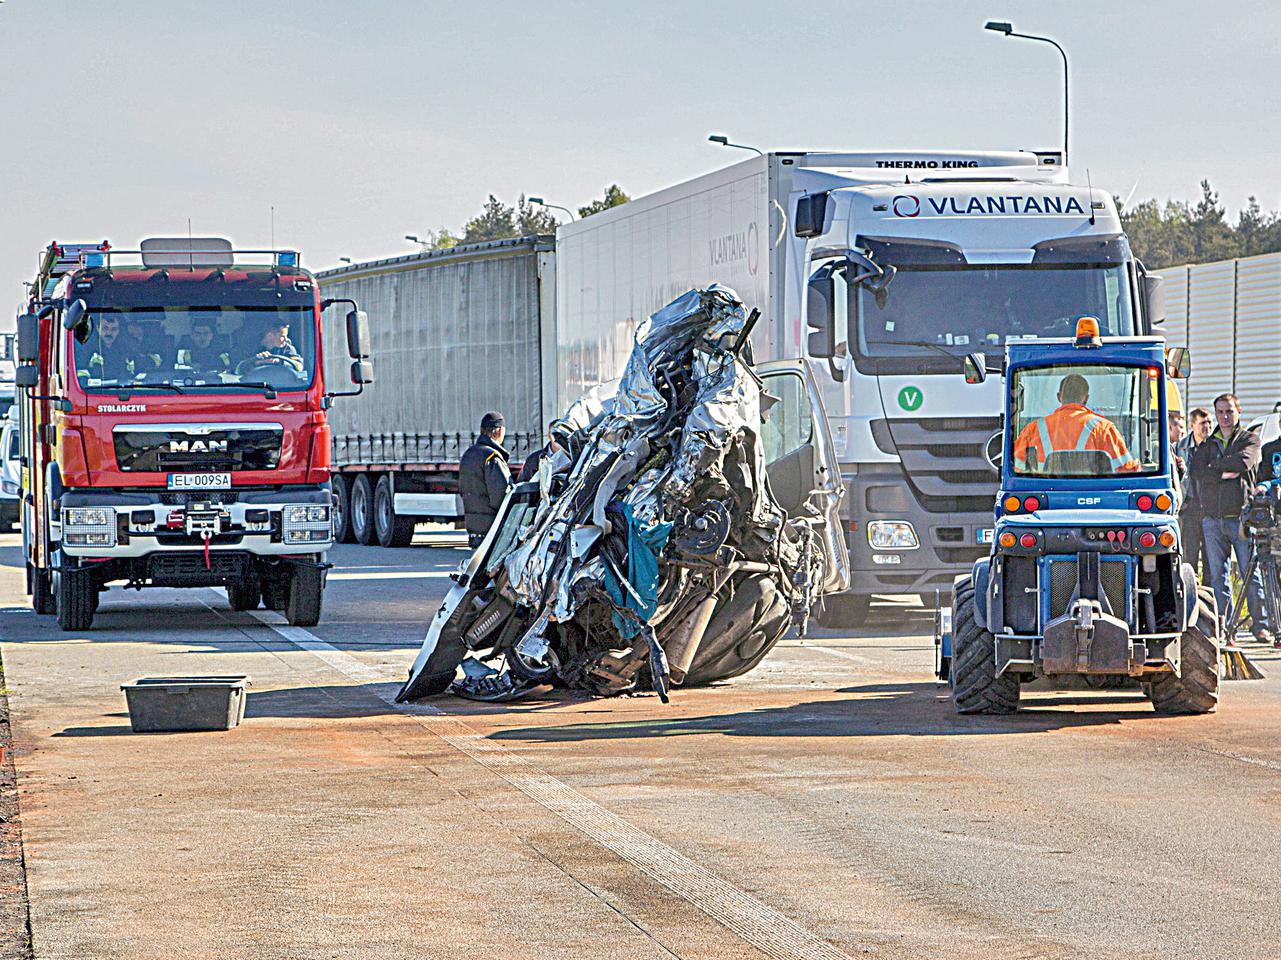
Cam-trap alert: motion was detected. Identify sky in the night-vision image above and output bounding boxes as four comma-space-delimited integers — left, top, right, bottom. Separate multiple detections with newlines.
1, 0, 1278, 319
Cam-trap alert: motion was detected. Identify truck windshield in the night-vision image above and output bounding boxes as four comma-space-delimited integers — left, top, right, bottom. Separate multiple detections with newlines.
1009, 363, 1164, 478
851, 235, 1136, 374
72, 306, 316, 393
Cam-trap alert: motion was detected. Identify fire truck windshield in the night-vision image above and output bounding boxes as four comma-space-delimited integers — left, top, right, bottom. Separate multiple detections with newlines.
72, 306, 316, 393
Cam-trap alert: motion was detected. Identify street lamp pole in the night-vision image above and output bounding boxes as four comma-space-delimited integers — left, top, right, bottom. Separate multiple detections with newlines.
527, 197, 576, 221
984, 21, 1069, 165
708, 134, 764, 157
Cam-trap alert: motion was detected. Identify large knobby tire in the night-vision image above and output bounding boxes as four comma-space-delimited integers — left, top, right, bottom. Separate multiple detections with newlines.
286, 564, 324, 627
227, 577, 261, 612
950, 577, 1020, 714
1147, 593, 1219, 715
350, 475, 375, 546
374, 475, 416, 548
30, 564, 55, 616
332, 475, 355, 544
816, 592, 872, 629
57, 566, 96, 631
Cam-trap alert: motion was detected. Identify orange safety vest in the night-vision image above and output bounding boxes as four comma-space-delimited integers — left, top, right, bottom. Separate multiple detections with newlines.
1013, 403, 1139, 473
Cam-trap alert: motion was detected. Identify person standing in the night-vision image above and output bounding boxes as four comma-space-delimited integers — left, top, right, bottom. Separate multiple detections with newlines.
518, 422, 563, 483
1190, 394, 1270, 642
1168, 411, 1188, 505
1177, 407, 1212, 578
459, 411, 512, 547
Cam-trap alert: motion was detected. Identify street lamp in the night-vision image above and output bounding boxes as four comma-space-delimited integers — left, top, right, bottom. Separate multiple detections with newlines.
984, 20, 1070, 164
708, 134, 764, 157
527, 197, 576, 221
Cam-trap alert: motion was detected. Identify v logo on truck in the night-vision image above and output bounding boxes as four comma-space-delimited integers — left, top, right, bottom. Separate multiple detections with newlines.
897, 386, 924, 412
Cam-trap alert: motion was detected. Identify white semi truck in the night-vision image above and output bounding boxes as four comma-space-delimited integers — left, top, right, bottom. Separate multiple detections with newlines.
554, 150, 1166, 618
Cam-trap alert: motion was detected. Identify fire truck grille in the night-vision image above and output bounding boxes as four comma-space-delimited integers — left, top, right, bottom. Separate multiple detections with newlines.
146, 551, 250, 586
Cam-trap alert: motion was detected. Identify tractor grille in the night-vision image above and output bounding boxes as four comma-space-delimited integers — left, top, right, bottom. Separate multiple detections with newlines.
1001, 556, 1038, 633
1048, 557, 1128, 622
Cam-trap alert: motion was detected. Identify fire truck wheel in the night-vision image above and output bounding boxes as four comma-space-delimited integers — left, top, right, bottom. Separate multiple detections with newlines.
1146, 593, 1219, 715
227, 578, 262, 612
950, 576, 1020, 714
29, 564, 54, 616
56, 566, 96, 631
374, 476, 416, 548
332, 475, 355, 544
351, 475, 375, 546
286, 564, 324, 627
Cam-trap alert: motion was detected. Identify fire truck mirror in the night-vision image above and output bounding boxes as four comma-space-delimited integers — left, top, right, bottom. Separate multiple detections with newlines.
346, 309, 371, 359
61, 299, 88, 332
350, 359, 374, 385
17, 313, 39, 362
14, 366, 37, 389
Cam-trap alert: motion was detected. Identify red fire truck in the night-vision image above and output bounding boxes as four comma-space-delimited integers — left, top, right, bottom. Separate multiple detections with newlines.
14, 238, 373, 630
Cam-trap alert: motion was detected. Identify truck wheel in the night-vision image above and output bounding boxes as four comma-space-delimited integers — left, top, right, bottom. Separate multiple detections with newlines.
332, 475, 355, 544
950, 576, 1020, 714
30, 564, 54, 615
227, 577, 261, 612
262, 577, 289, 611
816, 592, 871, 628
56, 566, 96, 631
374, 476, 416, 548
286, 564, 324, 627
1147, 592, 1219, 715
350, 475, 375, 546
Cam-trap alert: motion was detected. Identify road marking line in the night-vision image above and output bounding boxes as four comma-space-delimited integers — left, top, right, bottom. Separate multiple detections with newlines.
802, 645, 875, 666
247, 610, 859, 960
326, 571, 452, 581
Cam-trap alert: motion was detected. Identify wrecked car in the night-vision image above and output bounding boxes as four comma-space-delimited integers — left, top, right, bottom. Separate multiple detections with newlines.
397, 286, 849, 703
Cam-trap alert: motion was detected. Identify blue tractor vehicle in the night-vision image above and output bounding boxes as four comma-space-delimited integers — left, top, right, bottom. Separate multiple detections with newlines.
936, 319, 1219, 714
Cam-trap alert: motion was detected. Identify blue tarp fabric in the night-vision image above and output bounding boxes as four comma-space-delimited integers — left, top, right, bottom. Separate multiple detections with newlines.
604, 503, 672, 639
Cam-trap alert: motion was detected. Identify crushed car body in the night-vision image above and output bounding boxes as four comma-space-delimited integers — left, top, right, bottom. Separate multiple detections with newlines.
397, 286, 849, 703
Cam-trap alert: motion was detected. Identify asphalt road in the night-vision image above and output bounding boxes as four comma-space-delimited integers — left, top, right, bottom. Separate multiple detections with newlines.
1, 529, 1280, 959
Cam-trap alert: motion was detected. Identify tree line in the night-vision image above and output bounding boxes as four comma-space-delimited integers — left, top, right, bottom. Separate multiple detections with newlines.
1120, 181, 1281, 269
417, 185, 630, 250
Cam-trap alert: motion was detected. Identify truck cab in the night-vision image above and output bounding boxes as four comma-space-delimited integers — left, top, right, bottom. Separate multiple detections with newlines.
794, 151, 1163, 612
16, 239, 373, 630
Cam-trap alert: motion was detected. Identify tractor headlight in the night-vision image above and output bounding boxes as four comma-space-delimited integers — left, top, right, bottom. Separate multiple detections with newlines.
867, 520, 919, 550
282, 504, 332, 544
64, 507, 117, 547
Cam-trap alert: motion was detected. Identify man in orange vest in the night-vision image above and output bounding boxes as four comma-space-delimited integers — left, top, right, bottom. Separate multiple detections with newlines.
1013, 374, 1138, 474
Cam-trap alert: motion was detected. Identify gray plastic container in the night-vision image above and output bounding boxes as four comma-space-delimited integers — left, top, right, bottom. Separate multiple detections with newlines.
121, 676, 249, 733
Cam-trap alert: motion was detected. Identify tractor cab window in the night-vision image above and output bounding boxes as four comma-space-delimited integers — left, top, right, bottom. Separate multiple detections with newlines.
1010, 363, 1164, 478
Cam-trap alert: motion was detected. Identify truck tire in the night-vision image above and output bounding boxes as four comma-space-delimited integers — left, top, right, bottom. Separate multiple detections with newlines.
374, 476, 416, 548
950, 576, 1020, 714
56, 566, 96, 631
227, 577, 261, 612
332, 475, 355, 544
30, 564, 54, 615
816, 592, 871, 628
263, 577, 289, 612
286, 564, 324, 627
351, 475, 375, 546
1146, 592, 1219, 715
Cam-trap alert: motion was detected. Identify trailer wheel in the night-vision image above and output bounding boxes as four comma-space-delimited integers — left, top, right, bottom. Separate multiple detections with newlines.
227, 577, 261, 612
374, 476, 416, 548
332, 475, 355, 544
950, 576, 1020, 714
350, 475, 375, 545
29, 563, 54, 616
1146, 592, 1219, 715
286, 564, 324, 627
56, 565, 96, 631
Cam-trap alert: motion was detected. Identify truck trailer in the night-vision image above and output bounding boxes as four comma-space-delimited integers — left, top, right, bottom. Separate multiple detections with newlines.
16, 239, 373, 630
317, 236, 555, 546
552, 150, 1166, 618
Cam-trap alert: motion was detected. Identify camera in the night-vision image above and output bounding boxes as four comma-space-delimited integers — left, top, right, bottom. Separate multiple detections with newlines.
1243, 487, 1281, 546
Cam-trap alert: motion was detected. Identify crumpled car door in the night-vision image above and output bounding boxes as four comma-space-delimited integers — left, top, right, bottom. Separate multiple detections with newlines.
757, 358, 850, 595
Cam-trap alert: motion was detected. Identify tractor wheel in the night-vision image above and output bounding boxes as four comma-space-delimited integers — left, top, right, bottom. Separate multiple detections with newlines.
950, 576, 1020, 714
1147, 592, 1219, 715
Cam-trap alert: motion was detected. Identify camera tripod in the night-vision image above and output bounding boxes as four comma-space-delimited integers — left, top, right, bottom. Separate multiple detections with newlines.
1221, 538, 1281, 647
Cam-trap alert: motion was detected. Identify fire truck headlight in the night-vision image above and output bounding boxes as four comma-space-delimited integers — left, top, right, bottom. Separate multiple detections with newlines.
283, 504, 332, 544
64, 507, 117, 547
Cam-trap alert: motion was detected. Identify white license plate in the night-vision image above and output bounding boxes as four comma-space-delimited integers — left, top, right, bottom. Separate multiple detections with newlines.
977, 528, 994, 544
167, 472, 231, 491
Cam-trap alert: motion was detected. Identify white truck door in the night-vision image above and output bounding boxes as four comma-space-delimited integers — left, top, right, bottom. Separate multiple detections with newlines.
757, 358, 850, 594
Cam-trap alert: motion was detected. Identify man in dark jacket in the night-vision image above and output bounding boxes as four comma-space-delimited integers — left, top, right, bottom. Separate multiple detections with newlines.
459, 411, 512, 547
518, 422, 563, 483
1190, 393, 1270, 642
1176, 407, 1212, 577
